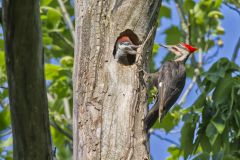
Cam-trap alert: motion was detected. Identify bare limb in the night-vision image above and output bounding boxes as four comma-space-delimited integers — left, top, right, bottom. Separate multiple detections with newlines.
224, 2, 240, 16
57, 0, 75, 43
50, 118, 73, 140
175, 0, 188, 30
178, 68, 199, 105
0, 128, 12, 137
231, 38, 240, 62
51, 32, 74, 49
174, 0, 203, 105
175, 0, 190, 43
63, 98, 71, 120
0, 86, 8, 89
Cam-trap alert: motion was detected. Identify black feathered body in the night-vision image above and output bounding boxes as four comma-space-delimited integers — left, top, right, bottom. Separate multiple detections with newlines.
145, 61, 186, 129
157, 61, 186, 119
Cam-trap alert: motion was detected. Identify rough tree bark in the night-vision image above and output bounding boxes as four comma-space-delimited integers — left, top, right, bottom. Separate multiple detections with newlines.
2, 0, 53, 159
74, 0, 162, 159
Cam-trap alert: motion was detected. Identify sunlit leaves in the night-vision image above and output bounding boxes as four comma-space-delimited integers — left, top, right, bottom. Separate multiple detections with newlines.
208, 10, 224, 19
0, 107, 10, 131
188, 59, 240, 158
164, 26, 182, 44
60, 56, 74, 67
181, 120, 196, 159
183, 0, 195, 12
159, 5, 172, 19
40, 0, 74, 159
154, 106, 181, 132
166, 146, 182, 160
41, 0, 53, 6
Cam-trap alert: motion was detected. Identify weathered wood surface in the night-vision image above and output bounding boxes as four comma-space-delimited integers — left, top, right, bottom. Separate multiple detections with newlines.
74, 0, 162, 159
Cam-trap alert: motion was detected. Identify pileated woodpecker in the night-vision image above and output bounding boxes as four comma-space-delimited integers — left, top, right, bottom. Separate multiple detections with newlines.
114, 36, 139, 65
145, 43, 197, 130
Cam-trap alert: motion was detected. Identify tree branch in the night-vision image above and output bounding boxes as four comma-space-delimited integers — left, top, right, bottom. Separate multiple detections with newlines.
175, 0, 190, 43
63, 98, 71, 120
0, 86, 8, 90
175, 0, 203, 105
50, 118, 73, 140
57, 0, 75, 43
178, 68, 199, 105
224, 2, 240, 16
231, 38, 240, 62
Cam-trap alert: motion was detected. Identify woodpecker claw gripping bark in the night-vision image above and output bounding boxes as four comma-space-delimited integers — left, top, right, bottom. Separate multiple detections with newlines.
145, 43, 197, 130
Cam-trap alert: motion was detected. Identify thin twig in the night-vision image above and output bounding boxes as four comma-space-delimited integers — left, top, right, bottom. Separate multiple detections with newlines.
50, 119, 73, 140
224, 2, 240, 16
175, 0, 188, 32
0, 86, 8, 90
51, 32, 74, 49
47, 93, 54, 102
150, 130, 180, 147
63, 98, 71, 120
175, 0, 189, 43
57, 0, 75, 43
175, 0, 203, 105
203, 45, 220, 64
0, 128, 12, 137
231, 38, 240, 62
178, 68, 199, 105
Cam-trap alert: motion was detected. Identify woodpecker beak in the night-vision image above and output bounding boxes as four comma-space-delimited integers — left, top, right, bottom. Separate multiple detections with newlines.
130, 44, 139, 49
159, 43, 168, 49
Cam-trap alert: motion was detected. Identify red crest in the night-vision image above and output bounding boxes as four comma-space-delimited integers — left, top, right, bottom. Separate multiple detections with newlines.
182, 43, 198, 53
117, 36, 131, 43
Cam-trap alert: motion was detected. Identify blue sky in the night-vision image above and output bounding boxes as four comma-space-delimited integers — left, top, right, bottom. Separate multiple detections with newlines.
150, 1, 240, 159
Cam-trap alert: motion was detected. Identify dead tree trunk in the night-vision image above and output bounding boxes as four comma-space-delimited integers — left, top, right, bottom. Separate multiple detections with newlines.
73, 0, 162, 159
2, 0, 53, 159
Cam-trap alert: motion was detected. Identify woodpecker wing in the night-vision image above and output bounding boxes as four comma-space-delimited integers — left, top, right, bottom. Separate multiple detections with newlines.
157, 61, 186, 121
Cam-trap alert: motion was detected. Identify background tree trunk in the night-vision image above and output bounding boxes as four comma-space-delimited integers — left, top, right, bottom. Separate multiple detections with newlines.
2, 0, 53, 159
73, 0, 162, 159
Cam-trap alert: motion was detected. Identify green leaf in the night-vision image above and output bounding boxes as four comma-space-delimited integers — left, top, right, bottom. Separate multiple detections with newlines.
0, 137, 12, 148
60, 56, 73, 67
216, 26, 225, 35
43, 36, 53, 45
192, 92, 207, 109
205, 122, 218, 145
41, 0, 53, 6
45, 64, 61, 80
214, 0, 222, 8
212, 76, 233, 105
164, 26, 182, 44
0, 107, 11, 131
42, 7, 62, 29
200, 134, 212, 153
212, 119, 225, 134
181, 121, 196, 158
159, 5, 171, 19
183, 0, 195, 11
156, 106, 181, 132
192, 152, 210, 160
152, 43, 159, 54
166, 146, 182, 160
208, 11, 224, 19
0, 51, 5, 67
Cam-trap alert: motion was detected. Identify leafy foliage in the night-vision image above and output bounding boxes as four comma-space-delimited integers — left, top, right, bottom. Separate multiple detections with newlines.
150, 0, 240, 159
0, 0, 239, 159
0, 0, 74, 159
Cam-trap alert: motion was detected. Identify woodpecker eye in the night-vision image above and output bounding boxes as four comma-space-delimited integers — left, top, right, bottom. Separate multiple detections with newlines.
120, 41, 131, 45
172, 47, 179, 51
